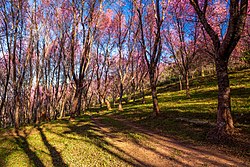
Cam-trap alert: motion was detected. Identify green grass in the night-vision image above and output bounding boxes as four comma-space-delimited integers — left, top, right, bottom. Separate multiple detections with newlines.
109, 69, 250, 155
0, 69, 249, 166
95, 115, 147, 143
0, 115, 139, 166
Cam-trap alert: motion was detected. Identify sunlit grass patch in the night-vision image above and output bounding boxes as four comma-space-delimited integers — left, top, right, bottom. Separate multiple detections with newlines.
0, 117, 135, 167
0, 69, 249, 166
112, 69, 250, 146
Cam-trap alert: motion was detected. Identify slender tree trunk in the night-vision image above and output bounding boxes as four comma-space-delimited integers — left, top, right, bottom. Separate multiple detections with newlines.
71, 98, 77, 119
82, 98, 88, 113
141, 82, 145, 104
112, 88, 116, 107
179, 75, 183, 91
71, 89, 79, 119
60, 97, 67, 119
88, 92, 94, 109
118, 83, 123, 111
105, 99, 112, 111
185, 72, 191, 98
149, 71, 160, 115
78, 91, 83, 115
133, 89, 136, 103
14, 97, 20, 128
215, 56, 234, 134
201, 64, 205, 77
98, 96, 102, 108
0, 73, 9, 117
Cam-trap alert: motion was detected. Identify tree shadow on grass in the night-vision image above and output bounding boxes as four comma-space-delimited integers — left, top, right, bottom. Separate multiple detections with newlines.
115, 103, 250, 158
14, 130, 45, 167
99, 115, 250, 166
37, 126, 67, 167
0, 137, 16, 166
65, 118, 192, 167
157, 80, 250, 104
65, 120, 147, 166
189, 87, 250, 100
98, 115, 249, 166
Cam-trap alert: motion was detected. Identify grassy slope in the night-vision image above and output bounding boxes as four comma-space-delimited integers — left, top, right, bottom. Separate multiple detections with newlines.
113, 69, 250, 155
0, 69, 249, 166
0, 116, 137, 167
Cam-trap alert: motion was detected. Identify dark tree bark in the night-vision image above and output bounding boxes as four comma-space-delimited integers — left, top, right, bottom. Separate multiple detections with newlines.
179, 75, 183, 91
185, 71, 190, 98
215, 55, 234, 132
190, 0, 248, 136
136, 0, 163, 115
149, 70, 160, 115
118, 83, 124, 111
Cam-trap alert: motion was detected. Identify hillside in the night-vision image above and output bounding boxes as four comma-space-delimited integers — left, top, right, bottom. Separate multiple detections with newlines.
0, 69, 249, 166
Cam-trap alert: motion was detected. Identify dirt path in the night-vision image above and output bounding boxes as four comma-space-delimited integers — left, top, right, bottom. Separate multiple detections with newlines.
92, 115, 249, 167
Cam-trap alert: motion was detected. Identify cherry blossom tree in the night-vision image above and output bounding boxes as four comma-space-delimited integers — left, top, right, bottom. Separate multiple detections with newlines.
164, 0, 201, 97
190, 0, 248, 137
134, 0, 166, 115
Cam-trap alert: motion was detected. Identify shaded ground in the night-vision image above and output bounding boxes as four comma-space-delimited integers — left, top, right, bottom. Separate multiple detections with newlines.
0, 69, 249, 166
91, 113, 249, 167
108, 69, 250, 158
0, 113, 249, 167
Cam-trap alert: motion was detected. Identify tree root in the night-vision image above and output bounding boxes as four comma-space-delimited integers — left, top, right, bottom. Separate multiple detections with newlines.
206, 125, 239, 143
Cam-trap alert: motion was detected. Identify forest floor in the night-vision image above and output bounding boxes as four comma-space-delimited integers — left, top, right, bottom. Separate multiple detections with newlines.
0, 69, 249, 166
91, 113, 249, 166
0, 112, 249, 167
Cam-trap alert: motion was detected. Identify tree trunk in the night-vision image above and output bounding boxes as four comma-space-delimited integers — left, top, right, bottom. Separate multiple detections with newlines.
14, 97, 20, 128
179, 75, 183, 91
112, 90, 116, 107
105, 100, 112, 111
149, 71, 160, 115
133, 84, 136, 103
185, 72, 191, 98
82, 98, 88, 114
215, 57, 234, 135
71, 96, 77, 120
141, 81, 145, 104
71, 88, 82, 119
87, 92, 94, 109
141, 92, 145, 104
118, 83, 123, 111
0, 73, 9, 118
98, 96, 102, 108
118, 103, 123, 111
60, 97, 67, 119
201, 64, 205, 77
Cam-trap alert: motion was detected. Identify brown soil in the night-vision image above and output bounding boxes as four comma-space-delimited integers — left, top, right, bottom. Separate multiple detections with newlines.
92, 115, 249, 167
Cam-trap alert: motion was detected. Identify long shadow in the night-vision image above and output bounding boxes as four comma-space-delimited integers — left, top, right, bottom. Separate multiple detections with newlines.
68, 118, 193, 167
121, 105, 249, 135
123, 91, 249, 124
37, 126, 67, 167
97, 116, 231, 166
96, 116, 249, 167
0, 138, 16, 166
189, 87, 250, 100
66, 119, 150, 166
122, 104, 250, 157
14, 130, 45, 167
125, 132, 232, 167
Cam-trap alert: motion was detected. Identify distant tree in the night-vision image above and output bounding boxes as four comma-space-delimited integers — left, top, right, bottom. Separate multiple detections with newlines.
164, 0, 201, 97
94, 12, 115, 110
112, 9, 129, 111
69, 0, 103, 118
134, 0, 165, 115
